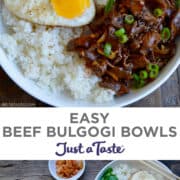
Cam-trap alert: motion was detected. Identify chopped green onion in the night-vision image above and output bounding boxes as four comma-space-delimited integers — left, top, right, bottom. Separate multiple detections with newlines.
147, 64, 153, 71
104, 43, 112, 57
152, 64, 159, 71
124, 14, 135, 24
114, 28, 126, 37
119, 34, 129, 44
147, 63, 159, 72
138, 79, 145, 88
153, 8, 163, 17
161, 27, 171, 41
139, 70, 148, 80
133, 73, 140, 81
176, 0, 180, 8
147, 63, 159, 79
133, 73, 146, 89
105, 0, 115, 13
114, 28, 128, 44
134, 79, 145, 89
149, 69, 159, 79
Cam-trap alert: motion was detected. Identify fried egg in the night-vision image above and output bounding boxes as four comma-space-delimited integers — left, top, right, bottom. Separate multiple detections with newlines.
3, 0, 95, 27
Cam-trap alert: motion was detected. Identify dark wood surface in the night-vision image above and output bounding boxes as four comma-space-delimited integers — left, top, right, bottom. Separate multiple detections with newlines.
0, 67, 180, 107
0, 161, 179, 179
0, 161, 109, 180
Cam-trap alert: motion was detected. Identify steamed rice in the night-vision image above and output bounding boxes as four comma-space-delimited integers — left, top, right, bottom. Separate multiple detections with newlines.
0, 1, 115, 103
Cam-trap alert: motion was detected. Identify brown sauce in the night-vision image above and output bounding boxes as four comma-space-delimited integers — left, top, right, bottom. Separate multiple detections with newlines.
67, 0, 180, 96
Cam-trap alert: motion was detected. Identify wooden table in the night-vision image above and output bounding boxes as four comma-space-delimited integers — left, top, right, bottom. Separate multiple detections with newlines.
0, 161, 179, 179
0, 161, 109, 180
0, 67, 180, 107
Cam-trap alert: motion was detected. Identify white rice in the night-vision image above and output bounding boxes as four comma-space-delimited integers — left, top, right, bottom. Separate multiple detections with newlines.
113, 163, 165, 180
0, 2, 115, 103
113, 163, 137, 179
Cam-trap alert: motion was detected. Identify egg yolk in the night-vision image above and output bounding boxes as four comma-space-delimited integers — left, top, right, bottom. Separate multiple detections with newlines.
51, 0, 90, 19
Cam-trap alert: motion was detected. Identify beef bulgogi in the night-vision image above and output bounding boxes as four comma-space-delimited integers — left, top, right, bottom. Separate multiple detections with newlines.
68, 0, 180, 96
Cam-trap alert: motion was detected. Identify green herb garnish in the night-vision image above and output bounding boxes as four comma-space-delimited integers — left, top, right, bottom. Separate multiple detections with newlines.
153, 8, 163, 17
105, 0, 115, 13
114, 28, 129, 44
161, 27, 171, 41
124, 14, 135, 24
119, 34, 129, 44
147, 63, 159, 79
101, 167, 118, 180
176, 0, 180, 8
104, 43, 112, 57
147, 64, 159, 72
114, 28, 126, 37
139, 70, 148, 80
149, 70, 159, 79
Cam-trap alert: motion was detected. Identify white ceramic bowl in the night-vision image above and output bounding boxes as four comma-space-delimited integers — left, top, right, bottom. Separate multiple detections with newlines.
0, 42, 179, 107
95, 160, 175, 180
0, 5, 179, 106
48, 160, 86, 180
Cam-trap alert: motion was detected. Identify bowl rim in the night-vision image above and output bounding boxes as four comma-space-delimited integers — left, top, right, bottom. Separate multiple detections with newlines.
48, 160, 86, 180
94, 160, 175, 180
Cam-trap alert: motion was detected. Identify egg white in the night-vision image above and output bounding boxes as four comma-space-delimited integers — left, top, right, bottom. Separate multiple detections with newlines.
3, 0, 95, 27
